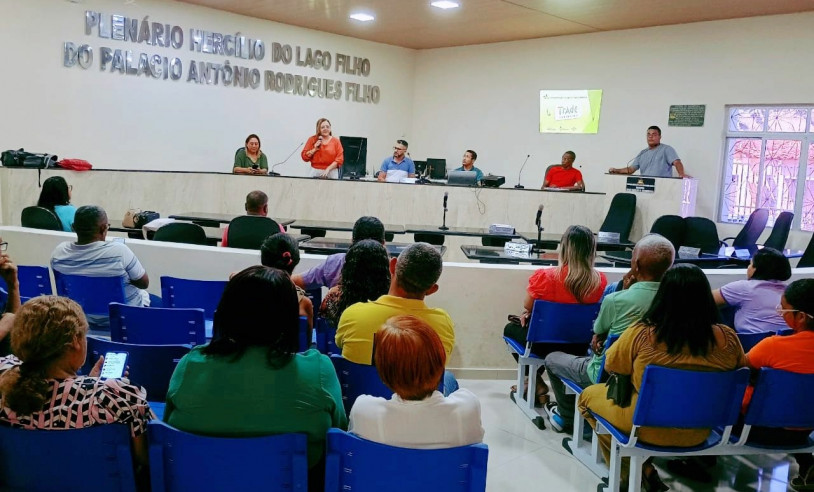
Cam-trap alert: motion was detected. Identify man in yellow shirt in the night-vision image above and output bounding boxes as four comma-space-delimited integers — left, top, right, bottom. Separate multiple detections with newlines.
336, 243, 457, 392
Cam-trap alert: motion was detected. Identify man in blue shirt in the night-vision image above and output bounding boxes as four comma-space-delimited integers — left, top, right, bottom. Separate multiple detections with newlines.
453, 149, 484, 182
376, 139, 415, 182
608, 126, 690, 178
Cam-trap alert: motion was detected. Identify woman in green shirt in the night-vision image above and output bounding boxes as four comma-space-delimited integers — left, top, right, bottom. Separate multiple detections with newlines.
164, 266, 347, 487
233, 134, 268, 175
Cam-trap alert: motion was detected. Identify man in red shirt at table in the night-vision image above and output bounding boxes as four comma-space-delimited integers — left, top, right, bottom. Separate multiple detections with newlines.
542, 151, 585, 191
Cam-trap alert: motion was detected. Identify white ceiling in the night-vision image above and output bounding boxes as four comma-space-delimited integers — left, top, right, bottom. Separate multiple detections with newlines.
176, 0, 814, 50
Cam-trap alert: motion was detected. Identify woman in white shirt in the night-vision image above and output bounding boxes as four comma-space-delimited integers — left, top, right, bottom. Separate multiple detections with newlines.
349, 315, 484, 449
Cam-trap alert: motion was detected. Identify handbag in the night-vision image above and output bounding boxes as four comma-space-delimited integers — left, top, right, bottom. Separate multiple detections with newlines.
605, 372, 633, 408
123, 209, 140, 228
133, 211, 160, 228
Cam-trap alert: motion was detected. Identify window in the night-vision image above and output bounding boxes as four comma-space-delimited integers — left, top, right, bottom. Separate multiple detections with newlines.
720, 106, 814, 232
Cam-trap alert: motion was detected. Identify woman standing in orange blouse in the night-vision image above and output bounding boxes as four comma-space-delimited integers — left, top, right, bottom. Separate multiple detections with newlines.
301, 118, 344, 179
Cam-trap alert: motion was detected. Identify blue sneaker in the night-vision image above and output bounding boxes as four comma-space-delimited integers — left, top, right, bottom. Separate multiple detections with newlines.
545, 402, 567, 433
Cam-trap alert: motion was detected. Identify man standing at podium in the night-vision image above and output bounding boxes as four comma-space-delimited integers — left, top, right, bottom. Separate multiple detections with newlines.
608, 126, 690, 178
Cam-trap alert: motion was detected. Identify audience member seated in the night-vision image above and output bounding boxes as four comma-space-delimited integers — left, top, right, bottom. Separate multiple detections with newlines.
37, 176, 77, 232
712, 247, 791, 333
233, 133, 268, 175
220, 190, 284, 247
349, 315, 484, 448
0, 296, 153, 483
320, 239, 390, 327
742, 279, 814, 491
292, 216, 386, 290
544, 234, 674, 434
50, 205, 151, 326
0, 242, 21, 355
163, 266, 346, 487
260, 233, 314, 334
336, 243, 458, 394
503, 225, 608, 406
578, 264, 746, 491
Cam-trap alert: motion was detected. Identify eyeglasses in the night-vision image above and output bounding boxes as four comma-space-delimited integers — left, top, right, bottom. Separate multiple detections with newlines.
776, 304, 814, 319
393, 147, 407, 152
0, 242, 7, 252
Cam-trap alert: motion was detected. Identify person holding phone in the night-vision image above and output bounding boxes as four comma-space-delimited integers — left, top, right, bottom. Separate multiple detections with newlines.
0, 296, 154, 483
301, 117, 344, 179
233, 134, 268, 175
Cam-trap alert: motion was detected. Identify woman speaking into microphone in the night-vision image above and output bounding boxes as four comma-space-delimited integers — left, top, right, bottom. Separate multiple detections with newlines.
301, 117, 344, 179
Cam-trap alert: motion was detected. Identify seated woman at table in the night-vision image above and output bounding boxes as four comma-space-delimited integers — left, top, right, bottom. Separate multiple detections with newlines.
712, 247, 791, 334
320, 239, 391, 327
301, 118, 344, 179
164, 266, 346, 488
261, 233, 314, 335
233, 134, 268, 175
578, 264, 746, 491
503, 224, 607, 405
0, 296, 154, 484
37, 176, 77, 232
349, 315, 484, 448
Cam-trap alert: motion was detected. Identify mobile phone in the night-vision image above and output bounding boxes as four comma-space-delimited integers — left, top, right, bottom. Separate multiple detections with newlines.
99, 352, 128, 379
252, 164, 259, 170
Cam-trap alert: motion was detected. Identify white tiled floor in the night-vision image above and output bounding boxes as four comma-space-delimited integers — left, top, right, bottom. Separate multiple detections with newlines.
460, 379, 801, 492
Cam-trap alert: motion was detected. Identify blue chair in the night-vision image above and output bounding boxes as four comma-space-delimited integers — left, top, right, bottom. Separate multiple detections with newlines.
503, 300, 600, 429
324, 429, 488, 492
330, 354, 392, 415
85, 336, 191, 402
53, 271, 125, 317
160, 276, 226, 320
109, 302, 206, 346
316, 317, 339, 355
305, 287, 323, 312
298, 315, 310, 351
586, 366, 749, 491
0, 424, 136, 492
736, 331, 775, 353
148, 421, 308, 492
0, 265, 53, 302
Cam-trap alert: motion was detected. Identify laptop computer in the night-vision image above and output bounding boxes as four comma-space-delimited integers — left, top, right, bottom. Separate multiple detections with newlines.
446, 170, 478, 186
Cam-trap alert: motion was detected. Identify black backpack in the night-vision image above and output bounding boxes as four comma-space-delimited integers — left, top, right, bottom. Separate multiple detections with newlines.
1, 149, 58, 169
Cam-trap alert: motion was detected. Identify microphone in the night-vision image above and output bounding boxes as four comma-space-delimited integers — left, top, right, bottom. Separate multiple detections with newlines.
439, 192, 449, 230
269, 142, 304, 176
514, 154, 531, 189
443, 192, 448, 210
535, 204, 544, 228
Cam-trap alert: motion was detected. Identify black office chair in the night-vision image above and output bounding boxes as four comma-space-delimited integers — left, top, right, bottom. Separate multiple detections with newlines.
763, 211, 794, 251
798, 233, 814, 268
21, 206, 63, 231
683, 217, 722, 255
414, 233, 445, 246
226, 216, 282, 250
597, 193, 637, 250
482, 236, 511, 247
649, 215, 686, 252
722, 208, 769, 249
152, 223, 208, 246
299, 228, 327, 239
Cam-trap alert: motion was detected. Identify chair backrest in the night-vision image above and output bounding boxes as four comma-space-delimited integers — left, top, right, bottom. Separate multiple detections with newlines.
798, 233, 814, 268
736, 331, 775, 353
632, 366, 749, 429
731, 208, 769, 248
743, 368, 814, 428
683, 217, 721, 255
599, 193, 637, 242
85, 336, 191, 402
20, 206, 63, 231
148, 421, 307, 492
226, 215, 281, 250
526, 300, 600, 345
324, 429, 488, 492
298, 316, 309, 352
316, 317, 339, 355
414, 233, 445, 246
542, 164, 558, 183
0, 424, 136, 492
160, 276, 227, 319
0, 265, 53, 301
109, 302, 206, 346
481, 236, 511, 247
763, 211, 793, 251
649, 215, 687, 252
330, 354, 391, 415
53, 271, 125, 316
153, 223, 208, 246
235, 146, 245, 157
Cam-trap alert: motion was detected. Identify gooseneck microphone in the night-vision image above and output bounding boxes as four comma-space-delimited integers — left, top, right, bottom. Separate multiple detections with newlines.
535, 204, 544, 228
439, 192, 449, 231
270, 142, 304, 176
534, 204, 545, 253
514, 154, 531, 189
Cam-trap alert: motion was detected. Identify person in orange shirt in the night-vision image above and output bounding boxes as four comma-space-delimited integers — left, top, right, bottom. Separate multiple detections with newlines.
301, 118, 344, 179
542, 151, 585, 191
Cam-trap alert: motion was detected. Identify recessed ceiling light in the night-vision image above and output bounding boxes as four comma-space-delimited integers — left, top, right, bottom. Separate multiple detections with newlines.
431, 1, 460, 9
349, 13, 375, 22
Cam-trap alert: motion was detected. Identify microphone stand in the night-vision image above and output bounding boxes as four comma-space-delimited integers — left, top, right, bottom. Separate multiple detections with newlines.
439, 199, 449, 231
514, 154, 531, 189
270, 142, 304, 176
535, 221, 544, 254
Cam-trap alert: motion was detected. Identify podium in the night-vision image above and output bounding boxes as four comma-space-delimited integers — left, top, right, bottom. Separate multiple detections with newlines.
603, 174, 698, 243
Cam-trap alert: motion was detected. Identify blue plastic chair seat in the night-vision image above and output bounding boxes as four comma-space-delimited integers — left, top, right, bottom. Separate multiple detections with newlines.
591, 411, 724, 452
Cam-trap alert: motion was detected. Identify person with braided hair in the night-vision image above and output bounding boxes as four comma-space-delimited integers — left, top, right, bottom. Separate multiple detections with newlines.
0, 296, 154, 481
261, 233, 313, 336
